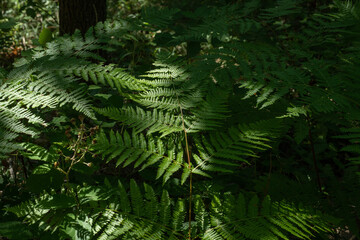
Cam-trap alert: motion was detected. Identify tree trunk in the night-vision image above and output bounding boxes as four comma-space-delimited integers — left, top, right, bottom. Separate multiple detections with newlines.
59, 0, 106, 36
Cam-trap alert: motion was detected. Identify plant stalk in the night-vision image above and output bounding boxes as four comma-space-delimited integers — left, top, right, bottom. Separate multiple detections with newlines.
308, 127, 322, 192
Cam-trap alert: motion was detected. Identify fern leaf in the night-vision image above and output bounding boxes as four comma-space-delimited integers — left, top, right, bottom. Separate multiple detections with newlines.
94, 107, 183, 136
94, 130, 183, 182
130, 179, 144, 217
20, 142, 58, 163
190, 120, 278, 177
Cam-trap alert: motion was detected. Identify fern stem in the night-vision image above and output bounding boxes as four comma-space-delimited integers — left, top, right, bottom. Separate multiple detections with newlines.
174, 77, 193, 239
185, 131, 192, 240
263, 153, 272, 197
180, 107, 193, 240
308, 125, 322, 192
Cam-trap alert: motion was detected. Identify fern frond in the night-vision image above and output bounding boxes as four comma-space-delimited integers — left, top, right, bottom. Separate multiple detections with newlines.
172, 5, 240, 43
137, 88, 182, 110
200, 193, 330, 240
190, 119, 280, 176
335, 127, 360, 163
72, 64, 146, 92
136, 63, 208, 117
142, 7, 180, 28
6, 193, 67, 231
0, 103, 46, 126
28, 20, 133, 62
25, 72, 95, 119
0, 131, 22, 158
0, 81, 57, 108
261, 0, 301, 19
20, 142, 58, 163
187, 88, 229, 132
94, 106, 183, 136
84, 181, 184, 240
0, 113, 37, 137
93, 130, 184, 182
6, 179, 331, 240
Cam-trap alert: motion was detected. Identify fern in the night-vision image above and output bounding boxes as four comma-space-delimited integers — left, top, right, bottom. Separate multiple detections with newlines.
93, 129, 183, 182
0, 130, 22, 158
71, 64, 146, 92
261, 0, 301, 19
191, 119, 281, 175
94, 107, 183, 136
20, 142, 58, 163
142, 7, 180, 28
2, 1, 359, 239
6, 179, 330, 240
0, 20, 142, 158
335, 127, 360, 164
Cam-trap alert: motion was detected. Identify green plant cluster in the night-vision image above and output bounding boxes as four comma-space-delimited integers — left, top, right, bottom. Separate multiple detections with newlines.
1, 0, 360, 239
0, 0, 58, 69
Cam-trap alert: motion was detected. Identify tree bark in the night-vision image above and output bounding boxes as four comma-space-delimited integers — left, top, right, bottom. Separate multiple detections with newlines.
59, 0, 106, 36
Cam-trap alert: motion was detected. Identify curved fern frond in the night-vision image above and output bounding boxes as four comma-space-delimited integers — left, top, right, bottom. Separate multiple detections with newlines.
6, 193, 65, 230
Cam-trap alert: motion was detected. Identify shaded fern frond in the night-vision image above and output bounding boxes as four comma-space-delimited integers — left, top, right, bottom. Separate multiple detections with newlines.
142, 7, 180, 28
335, 127, 360, 164
172, 5, 241, 43
6, 193, 66, 232
30, 20, 134, 61
0, 130, 22, 158
261, 0, 301, 19
190, 119, 281, 175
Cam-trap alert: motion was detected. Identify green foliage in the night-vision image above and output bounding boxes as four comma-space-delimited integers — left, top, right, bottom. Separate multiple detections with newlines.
0, 0, 58, 68
6, 179, 330, 240
1, 0, 360, 239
